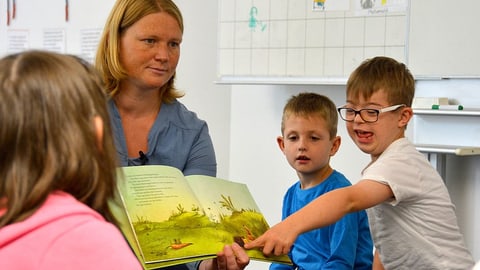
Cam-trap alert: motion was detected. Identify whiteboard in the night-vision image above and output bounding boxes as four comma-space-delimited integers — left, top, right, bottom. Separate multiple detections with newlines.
217, 0, 409, 84
407, 0, 480, 78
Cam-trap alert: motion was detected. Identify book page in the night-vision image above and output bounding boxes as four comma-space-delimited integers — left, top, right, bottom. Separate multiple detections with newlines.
117, 165, 214, 265
185, 175, 291, 265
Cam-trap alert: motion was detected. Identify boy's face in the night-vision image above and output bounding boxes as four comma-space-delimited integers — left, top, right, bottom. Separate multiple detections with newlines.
344, 90, 411, 160
277, 114, 340, 186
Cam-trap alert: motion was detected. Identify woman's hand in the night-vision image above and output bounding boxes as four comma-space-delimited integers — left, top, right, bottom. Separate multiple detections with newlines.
200, 243, 250, 270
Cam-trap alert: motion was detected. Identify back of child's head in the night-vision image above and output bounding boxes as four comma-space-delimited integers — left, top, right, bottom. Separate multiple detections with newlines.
347, 56, 415, 106
281, 92, 338, 139
0, 50, 118, 227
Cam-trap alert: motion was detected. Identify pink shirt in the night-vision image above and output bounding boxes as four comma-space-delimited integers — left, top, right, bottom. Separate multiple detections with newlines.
0, 191, 142, 270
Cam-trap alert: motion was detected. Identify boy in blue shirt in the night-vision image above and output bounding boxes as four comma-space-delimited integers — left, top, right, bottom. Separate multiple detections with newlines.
270, 92, 373, 269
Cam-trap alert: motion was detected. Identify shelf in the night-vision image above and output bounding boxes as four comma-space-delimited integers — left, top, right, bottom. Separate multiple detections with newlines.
413, 109, 480, 116
413, 108, 480, 182
415, 144, 480, 156
415, 144, 480, 181
215, 76, 348, 85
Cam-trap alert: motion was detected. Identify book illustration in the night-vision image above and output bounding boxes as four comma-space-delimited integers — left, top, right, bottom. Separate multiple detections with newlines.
115, 165, 291, 267
129, 192, 268, 263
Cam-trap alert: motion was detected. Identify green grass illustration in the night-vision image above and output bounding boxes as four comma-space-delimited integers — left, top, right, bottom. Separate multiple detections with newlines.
132, 194, 268, 263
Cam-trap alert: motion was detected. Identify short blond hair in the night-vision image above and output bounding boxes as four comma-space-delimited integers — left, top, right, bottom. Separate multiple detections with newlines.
281, 92, 338, 139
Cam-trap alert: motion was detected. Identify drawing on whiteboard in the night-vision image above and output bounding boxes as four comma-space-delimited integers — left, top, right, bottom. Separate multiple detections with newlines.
360, 0, 391, 9
358, 0, 407, 11
360, 0, 375, 9
218, 0, 407, 79
248, 6, 266, 32
313, 0, 326, 10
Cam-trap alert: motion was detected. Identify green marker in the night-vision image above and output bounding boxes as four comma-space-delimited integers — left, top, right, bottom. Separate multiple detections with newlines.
432, 104, 464, 110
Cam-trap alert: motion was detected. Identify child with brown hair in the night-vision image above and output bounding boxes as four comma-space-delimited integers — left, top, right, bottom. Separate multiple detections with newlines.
271, 92, 372, 269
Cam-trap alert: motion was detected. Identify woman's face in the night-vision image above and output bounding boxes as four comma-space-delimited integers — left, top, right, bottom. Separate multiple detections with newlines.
119, 12, 182, 91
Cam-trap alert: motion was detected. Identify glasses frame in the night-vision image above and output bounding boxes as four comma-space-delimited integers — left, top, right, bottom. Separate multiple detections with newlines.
337, 104, 406, 123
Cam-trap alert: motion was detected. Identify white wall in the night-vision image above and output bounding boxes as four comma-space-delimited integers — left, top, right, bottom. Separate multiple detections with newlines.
174, 1, 232, 178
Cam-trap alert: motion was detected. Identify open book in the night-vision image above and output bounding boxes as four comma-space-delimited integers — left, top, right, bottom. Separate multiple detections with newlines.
111, 165, 292, 269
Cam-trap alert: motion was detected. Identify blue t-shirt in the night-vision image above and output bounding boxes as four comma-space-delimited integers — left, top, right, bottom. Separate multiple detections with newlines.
270, 170, 373, 270
108, 99, 217, 176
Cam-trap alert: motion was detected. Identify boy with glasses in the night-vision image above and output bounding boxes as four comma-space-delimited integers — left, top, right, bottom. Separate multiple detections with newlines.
246, 56, 475, 269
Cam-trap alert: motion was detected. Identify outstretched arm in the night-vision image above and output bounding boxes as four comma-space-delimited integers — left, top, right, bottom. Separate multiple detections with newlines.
373, 249, 385, 270
244, 180, 392, 256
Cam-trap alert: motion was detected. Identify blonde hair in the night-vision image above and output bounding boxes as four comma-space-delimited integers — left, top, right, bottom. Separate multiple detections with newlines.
0, 50, 119, 227
281, 92, 338, 139
346, 56, 415, 106
95, 0, 184, 103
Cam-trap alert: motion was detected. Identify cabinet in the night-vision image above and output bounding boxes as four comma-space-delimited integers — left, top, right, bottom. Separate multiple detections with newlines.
412, 109, 480, 180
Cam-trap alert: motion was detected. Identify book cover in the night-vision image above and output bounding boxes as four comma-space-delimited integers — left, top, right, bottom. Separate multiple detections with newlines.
112, 165, 291, 269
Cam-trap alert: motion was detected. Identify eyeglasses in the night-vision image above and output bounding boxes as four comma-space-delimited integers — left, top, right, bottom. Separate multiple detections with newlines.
337, 104, 406, 123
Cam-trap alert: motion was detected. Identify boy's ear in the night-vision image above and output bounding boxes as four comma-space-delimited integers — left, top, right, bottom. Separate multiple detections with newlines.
398, 107, 413, 128
330, 135, 341, 156
276, 136, 285, 152
93, 116, 104, 151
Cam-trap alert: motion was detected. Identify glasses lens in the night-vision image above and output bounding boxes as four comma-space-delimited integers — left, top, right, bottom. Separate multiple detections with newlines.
339, 108, 353, 121
360, 109, 379, 122
338, 108, 382, 122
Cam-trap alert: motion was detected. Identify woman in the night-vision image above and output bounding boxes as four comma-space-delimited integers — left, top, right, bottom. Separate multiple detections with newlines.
95, 1, 249, 269
96, 0, 216, 175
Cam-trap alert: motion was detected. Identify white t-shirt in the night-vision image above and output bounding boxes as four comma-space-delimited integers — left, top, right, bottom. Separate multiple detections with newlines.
363, 138, 474, 269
